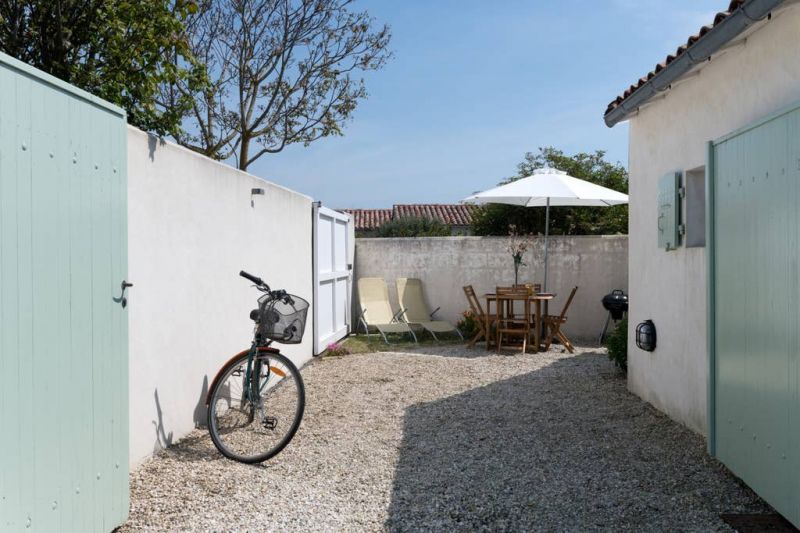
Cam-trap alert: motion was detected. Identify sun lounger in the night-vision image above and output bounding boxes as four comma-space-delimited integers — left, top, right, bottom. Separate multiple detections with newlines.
357, 277, 417, 344
396, 278, 463, 341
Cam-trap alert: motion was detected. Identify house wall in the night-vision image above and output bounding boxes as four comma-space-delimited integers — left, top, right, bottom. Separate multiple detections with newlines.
626, 2, 800, 434
127, 128, 314, 466
354, 235, 628, 341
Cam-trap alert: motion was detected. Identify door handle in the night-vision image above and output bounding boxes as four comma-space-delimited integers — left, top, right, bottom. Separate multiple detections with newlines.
113, 280, 133, 308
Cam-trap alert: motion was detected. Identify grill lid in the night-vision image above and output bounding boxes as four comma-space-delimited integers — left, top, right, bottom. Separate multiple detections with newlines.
602, 289, 628, 319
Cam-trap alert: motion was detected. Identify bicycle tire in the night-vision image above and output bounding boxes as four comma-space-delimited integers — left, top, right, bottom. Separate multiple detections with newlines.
207, 349, 305, 463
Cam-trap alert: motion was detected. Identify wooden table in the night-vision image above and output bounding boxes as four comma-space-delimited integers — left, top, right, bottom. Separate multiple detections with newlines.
484, 292, 555, 352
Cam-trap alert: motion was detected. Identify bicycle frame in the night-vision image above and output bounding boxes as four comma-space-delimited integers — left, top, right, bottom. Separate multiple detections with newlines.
243, 336, 275, 404
204, 342, 281, 406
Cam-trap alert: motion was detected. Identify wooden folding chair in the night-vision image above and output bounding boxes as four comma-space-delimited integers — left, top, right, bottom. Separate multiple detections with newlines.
495, 286, 531, 354
543, 286, 579, 353
463, 285, 491, 347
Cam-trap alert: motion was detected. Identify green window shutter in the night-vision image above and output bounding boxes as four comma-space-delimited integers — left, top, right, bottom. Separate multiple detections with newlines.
658, 171, 682, 251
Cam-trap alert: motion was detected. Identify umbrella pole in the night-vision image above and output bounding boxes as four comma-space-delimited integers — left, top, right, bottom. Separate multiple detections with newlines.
543, 198, 550, 292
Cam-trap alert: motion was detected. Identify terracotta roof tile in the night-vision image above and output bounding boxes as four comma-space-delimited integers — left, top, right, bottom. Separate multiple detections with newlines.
393, 204, 477, 226
605, 0, 747, 117
341, 204, 477, 231
341, 209, 392, 230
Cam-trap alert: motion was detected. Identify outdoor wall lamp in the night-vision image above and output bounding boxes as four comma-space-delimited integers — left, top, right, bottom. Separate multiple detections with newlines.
635, 320, 657, 352
251, 187, 265, 207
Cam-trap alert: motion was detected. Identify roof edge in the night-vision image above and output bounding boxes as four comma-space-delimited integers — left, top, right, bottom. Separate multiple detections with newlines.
604, 0, 784, 127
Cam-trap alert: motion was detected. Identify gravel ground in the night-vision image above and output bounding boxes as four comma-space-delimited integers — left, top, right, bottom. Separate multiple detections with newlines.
121, 344, 768, 532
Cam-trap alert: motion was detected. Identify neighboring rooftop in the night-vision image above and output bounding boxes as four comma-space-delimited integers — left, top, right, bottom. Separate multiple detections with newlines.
604, 0, 784, 127
393, 204, 475, 227
343, 209, 393, 231
342, 204, 477, 231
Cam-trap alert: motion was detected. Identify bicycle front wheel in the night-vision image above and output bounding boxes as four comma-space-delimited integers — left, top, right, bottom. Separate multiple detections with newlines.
207, 349, 305, 463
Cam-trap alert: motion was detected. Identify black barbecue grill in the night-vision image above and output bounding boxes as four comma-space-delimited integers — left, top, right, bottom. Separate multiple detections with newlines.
599, 289, 628, 343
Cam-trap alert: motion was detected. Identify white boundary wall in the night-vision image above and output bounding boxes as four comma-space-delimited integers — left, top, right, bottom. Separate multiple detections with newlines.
127, 127, 314, 466
354, 236, 628, 341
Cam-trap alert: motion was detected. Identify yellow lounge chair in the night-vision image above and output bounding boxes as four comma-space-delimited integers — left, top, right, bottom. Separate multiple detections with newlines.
357, 277, 417, 344
396, 278, 463, 341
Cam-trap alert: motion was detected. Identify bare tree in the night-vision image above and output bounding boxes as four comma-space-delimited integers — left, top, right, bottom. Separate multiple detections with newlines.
164, 0, 391, 171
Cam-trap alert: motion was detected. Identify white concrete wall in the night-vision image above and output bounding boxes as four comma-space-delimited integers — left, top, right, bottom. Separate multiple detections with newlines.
127, 128, 314, 466
626, 2, 800, 434
354, 236, 628, 341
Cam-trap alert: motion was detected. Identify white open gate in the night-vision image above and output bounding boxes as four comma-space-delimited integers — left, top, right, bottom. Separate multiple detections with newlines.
312, 203, 353, 354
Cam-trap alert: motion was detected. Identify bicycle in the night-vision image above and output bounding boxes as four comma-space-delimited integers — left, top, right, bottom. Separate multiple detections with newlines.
205, 270, 307, 463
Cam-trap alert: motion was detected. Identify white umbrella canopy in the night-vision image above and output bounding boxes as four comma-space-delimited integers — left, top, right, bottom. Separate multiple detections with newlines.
464, 167, 628, 207
463, 167, 629, 291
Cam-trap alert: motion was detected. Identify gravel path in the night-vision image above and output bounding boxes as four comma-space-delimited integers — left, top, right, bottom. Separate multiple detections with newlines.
121, 345, 768, 532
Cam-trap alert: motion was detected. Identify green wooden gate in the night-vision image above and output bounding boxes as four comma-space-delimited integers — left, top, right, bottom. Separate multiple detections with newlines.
709, 102, 800, 527
0, 53, 129, 531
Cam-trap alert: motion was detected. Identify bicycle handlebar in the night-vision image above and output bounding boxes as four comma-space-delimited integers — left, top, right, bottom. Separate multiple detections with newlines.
239, 270, 264, 286
240, 271, 296, 305
240, 270, 287, 302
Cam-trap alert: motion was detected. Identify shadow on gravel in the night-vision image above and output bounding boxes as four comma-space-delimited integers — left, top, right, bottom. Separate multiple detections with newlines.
396, 344, 549, 359
150, 431, 223, 463
385, 352, 767, 531
401, 339, 601, 359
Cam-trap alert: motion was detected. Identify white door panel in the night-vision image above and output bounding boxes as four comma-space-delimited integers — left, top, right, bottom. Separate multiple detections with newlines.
313, 204, 352, 353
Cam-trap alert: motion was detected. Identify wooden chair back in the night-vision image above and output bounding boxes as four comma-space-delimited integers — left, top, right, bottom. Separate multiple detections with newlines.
494, 285, 528, 296
462, 285, 485, 317
495, 286, 529, 323
494, 286, 531, 353
557, 286, 579, 320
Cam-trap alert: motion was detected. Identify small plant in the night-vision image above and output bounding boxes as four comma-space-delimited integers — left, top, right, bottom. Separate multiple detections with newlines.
325, 342, 351, 357
507, 224, 533, 285
605, 318, 627, 372
456, 310, 480, 338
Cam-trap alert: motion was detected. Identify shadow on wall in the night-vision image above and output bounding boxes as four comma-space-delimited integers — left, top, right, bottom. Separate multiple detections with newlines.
384, 353, 762, 530
146, 133, 167, 162
193, 375, 209, 429
152, 376, 209, 454
152, 389, 174, 453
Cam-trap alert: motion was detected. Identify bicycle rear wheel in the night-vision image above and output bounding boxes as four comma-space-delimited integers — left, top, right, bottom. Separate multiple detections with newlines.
207, 349, 305, 463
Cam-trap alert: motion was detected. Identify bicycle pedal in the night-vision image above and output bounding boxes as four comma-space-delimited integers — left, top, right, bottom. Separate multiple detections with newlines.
263, 416, 278, 430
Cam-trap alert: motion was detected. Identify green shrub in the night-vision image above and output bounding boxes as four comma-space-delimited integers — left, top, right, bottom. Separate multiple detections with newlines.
456, 310, 480, 338
605, 318, 627, 372
376, 216, 450, 237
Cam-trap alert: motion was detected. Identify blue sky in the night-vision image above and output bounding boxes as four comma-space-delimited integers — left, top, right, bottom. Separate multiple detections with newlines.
250, 0, 722, 208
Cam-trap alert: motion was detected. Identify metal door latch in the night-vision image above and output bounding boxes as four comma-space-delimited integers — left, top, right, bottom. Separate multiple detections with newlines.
113, 280, 133, 308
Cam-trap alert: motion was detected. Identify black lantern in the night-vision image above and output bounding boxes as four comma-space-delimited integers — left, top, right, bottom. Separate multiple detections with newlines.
636, 320, 656, 351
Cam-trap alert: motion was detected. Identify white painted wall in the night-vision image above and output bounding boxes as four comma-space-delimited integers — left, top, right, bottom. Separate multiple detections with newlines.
354, 236, 628, 341
626, 2, 800, 434
127, 128, 314, 466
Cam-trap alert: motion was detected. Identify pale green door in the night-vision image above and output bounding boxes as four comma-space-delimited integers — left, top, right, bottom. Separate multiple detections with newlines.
0, 54, 129, 531
711, 103, 800, 526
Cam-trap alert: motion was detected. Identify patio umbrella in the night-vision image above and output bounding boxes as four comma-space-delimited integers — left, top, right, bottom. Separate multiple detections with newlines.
464, 167, 628, 291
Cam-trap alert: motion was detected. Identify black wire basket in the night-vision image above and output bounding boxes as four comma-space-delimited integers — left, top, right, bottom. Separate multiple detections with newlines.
256, 294, 309, 344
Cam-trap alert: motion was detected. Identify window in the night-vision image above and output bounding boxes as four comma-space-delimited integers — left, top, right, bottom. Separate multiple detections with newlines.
685, 167, 705, 247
